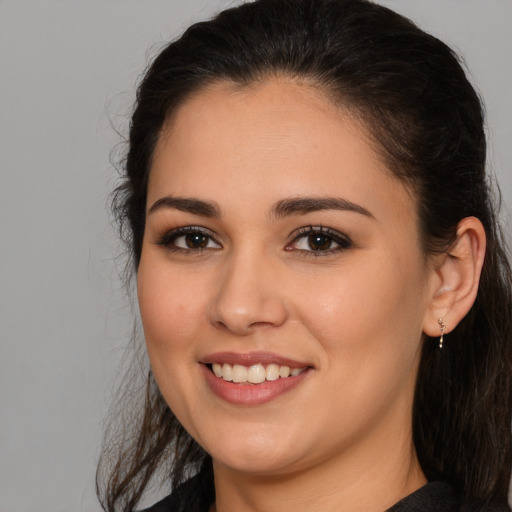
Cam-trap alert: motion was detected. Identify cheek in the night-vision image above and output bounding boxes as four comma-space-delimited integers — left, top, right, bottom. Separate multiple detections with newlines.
137, 258, 208, 360
294, 251, 427, 362
293, 258, 427, 430
136, 257, 211, 431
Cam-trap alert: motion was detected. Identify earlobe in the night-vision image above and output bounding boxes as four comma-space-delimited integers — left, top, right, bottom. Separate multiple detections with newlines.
422, 217, 486, 338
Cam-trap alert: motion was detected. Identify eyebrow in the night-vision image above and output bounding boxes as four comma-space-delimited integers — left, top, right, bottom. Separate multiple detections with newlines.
147, 195, 374, 220
148, 196, 220, 217
271, 197, 374, 220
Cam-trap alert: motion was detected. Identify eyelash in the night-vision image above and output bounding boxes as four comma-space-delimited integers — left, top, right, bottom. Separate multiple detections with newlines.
287, 225, 353, 258
155, 225, 353, 257
156, 226, 221, 254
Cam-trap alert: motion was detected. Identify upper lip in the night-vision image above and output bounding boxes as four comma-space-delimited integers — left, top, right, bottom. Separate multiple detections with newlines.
200, 351, 311, 368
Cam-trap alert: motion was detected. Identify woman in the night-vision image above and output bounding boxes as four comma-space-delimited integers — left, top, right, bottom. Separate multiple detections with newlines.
96, 0, 512, 510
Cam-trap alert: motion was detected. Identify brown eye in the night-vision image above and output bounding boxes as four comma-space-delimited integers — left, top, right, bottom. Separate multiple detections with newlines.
185, 233, 209, 248
157, 227, 222, 252
287, 226, 353, 255
307, 233, 333, 251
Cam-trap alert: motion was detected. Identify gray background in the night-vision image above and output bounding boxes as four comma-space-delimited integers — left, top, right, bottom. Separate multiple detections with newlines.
0, 1, 510, 511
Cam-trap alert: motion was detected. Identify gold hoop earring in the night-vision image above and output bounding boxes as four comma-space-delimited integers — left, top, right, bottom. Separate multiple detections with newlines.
438, 318, 446, 349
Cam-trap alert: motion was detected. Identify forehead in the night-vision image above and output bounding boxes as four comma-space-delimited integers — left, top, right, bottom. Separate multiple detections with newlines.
156, 78, 354, 163
148, 78, 416, 224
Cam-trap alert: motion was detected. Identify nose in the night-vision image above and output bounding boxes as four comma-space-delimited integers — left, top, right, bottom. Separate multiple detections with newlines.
208, 250, 289, 335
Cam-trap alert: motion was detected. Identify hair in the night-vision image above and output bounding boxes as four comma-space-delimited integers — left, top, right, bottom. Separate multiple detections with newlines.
97, 0, 512, 510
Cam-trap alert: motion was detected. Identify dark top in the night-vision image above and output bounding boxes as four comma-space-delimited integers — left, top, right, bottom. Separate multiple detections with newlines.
141, 468, 511, 512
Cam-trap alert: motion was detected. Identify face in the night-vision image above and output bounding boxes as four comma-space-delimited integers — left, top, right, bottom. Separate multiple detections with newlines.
137, 79, 436, 478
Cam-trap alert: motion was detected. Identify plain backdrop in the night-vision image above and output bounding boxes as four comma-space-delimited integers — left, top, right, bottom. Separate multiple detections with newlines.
0, 1, 510, 511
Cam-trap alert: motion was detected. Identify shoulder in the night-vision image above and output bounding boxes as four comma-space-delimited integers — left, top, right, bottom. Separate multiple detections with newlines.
461, 502, 511, 512
138, 467, 214, 512
139, 493, 177, 512
388, 482, 511, 512
140, 477, 512, 512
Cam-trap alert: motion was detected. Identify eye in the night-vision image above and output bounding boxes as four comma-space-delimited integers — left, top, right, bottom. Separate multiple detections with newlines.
175, 232, 213, 249
156, 227, 221, 252
296, 232, 335, 251
287, 226, 352, 254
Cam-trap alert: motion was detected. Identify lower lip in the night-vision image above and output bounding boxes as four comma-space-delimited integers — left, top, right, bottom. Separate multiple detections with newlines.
201, 365, 311, 406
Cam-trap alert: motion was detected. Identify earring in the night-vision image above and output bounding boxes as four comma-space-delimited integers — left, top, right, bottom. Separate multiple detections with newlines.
438, 318, 446, 349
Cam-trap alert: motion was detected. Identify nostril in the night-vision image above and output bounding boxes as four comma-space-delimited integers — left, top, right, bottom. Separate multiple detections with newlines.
248, 321, 276, 329
214, 320, 228, 330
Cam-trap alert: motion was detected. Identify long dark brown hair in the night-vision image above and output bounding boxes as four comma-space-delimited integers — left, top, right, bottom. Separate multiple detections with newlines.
97, 1, 512, 510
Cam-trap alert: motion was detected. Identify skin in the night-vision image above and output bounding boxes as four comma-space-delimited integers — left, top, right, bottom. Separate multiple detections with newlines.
137, 78, 476, 511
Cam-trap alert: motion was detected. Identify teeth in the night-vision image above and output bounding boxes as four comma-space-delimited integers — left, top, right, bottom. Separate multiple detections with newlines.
210, 362, 306, 383
232, 364, 248, 383
279, 365, 291, 378
212, 363, 222, 377
222, 363, 233, 382
248, 364, 266, 384
266, 364, 280, 381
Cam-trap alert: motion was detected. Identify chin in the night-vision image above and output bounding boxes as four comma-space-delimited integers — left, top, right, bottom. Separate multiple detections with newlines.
203, 428, 303, 476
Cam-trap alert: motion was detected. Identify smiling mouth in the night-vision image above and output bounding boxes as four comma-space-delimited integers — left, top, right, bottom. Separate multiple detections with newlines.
208, 363, 307, 384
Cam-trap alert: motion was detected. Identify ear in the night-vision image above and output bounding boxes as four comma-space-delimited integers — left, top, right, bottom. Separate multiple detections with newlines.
422, 217, 486, 337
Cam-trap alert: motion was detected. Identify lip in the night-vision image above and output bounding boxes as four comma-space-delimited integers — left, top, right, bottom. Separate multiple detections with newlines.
201, 364, 311, 406
200, 351, 310, 368
199, 351, 313, 406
